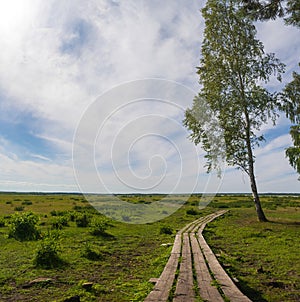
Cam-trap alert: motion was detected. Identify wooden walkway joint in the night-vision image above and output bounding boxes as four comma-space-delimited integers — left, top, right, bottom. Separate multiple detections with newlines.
144, 210, 252, 302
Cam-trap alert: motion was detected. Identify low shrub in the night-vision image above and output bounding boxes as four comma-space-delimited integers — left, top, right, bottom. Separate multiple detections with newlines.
51, 216, 69, 229
34, 231, 64, 269
8, 212, 40, 241
82, 243, 103, 261
217, 204, 230, 209
68, 211, 76, 222
160, 225, 173, 235
90, 217, 109, 236
73, 205, 83, 211
21, 200, 33, 206
50, 210, 57, 216
50, 210, 69, 217
14, 206, 24, 212
75, 213, 90, 227
0, 217, 6, 227
186, 208, 199, 215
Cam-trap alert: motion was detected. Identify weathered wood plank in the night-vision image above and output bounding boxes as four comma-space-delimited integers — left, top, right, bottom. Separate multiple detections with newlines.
144, 253, 180, 302
173, 233, 195, 302
171, 234, 181, 254
188, 216, 206, 233
145, 210, 251, 302
197, 211, 252, 302
190, 233, 224, 302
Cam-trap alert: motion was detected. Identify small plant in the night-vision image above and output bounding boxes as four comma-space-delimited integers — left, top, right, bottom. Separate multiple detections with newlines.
34, 230, 64, 269
51, 216, 69, 229
21, 200, 33, 205
186, 208, 199, 215
0, 217, 6, 227
68, 211, 76, 222
50, 210, 68, 216
8, 212, 40, 241
73, 205, 83, 211
14, 206, 24, 212
160, 225, 173, 235
50, 210, 58, 216
82, 243, 103, 261
75, 213, 90, 227
90, 217, 109, 236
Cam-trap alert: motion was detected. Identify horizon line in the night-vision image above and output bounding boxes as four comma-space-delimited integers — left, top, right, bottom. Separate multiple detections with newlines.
0, 191, 299, 196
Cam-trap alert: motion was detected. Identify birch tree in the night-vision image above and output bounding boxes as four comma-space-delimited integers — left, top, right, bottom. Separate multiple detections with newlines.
184, 0, 285, 221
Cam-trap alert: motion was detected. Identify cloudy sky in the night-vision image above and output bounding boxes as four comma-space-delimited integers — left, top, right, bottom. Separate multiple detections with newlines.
0, 0, 299, 194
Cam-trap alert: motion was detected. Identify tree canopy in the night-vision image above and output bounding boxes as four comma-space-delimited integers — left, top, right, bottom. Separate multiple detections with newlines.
241, 0, 300, 178
240, 0, 300, 27
184, 0, 285, 221
281, 67, 300, 176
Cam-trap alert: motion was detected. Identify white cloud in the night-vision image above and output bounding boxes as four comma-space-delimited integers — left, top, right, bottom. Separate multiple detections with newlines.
0, 0, 299, 193
256, 18, 300, 84
216, 135, 298, 193
0, 150, 76, 192
255, 134, 291, 157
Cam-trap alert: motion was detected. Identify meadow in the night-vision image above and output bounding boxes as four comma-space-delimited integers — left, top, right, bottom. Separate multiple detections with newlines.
0, 193, 299, 301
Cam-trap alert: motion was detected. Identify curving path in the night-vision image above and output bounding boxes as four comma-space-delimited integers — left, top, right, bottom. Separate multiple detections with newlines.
145, 210, 252, 302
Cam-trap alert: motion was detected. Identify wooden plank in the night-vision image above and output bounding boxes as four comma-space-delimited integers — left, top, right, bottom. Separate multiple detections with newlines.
188, 216, 206, 233
198, 215, 252, 302
173, 233, 195, 302
145, 210, 250, 302
190, 233, 224, 302
198, 210, 227, 233
171, 234, 181, 254
144, 253, 180, 302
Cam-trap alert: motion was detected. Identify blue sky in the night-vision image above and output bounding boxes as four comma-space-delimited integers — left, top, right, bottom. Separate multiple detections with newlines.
0, 0, 299, 193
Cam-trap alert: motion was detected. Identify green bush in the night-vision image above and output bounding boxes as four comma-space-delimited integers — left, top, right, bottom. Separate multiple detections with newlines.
82, 243, 103, 261
8, 212, 40, 241
73, 205, 83, 211
160, 225, 173, 235
90, 217, 109, 236
75, 213, 90, 227
22, 200, 33, 205
51, 216, 69, 229
50, 210, 69, 216
14, 206, 24, 211
0, 217, 6, 227
65, 211, 76, 222
50, 210, 57, 216
34, 231, 64, 269
186, 208, 199, 215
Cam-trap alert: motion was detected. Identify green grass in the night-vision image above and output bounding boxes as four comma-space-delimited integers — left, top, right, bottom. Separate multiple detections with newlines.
0, 193, 211, 301
0, 193, 299, 301
204, 197, 300, 302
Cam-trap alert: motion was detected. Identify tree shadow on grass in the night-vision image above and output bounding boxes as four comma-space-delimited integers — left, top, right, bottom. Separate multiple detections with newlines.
267, 220, 300, 226
34, 255, 68, 270
91, 231, 115, 240
237, 279, 268, 302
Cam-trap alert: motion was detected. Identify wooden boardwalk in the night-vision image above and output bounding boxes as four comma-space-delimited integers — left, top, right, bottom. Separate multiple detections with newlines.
144, 210, 252, 302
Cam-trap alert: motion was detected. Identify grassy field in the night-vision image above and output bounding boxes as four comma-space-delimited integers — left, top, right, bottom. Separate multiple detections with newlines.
0, 193, 299, 301
204, 195, 300, 302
